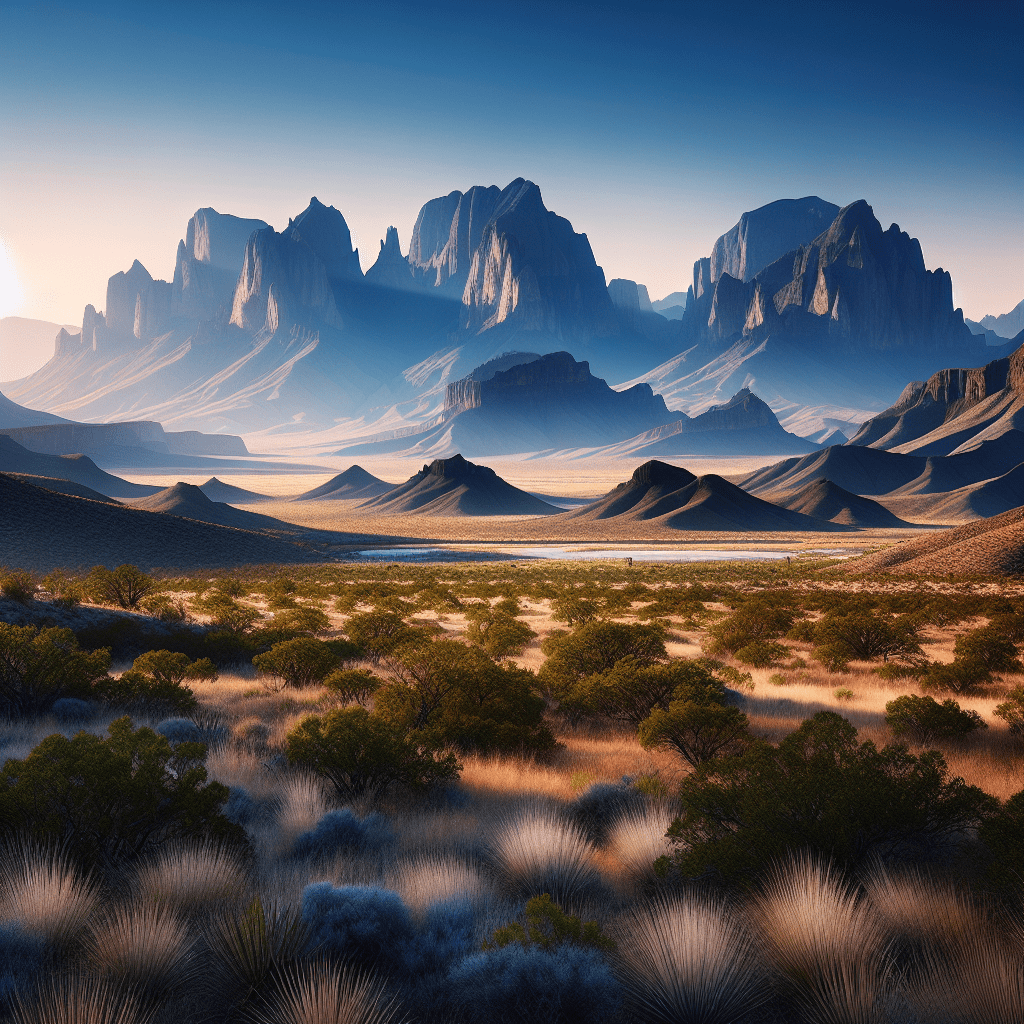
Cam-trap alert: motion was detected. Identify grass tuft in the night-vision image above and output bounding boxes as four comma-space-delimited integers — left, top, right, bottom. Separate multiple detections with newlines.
132, 841, 248, 916
615, 896, 764, 1024
256, 960, 401, 1024
0, 842, 98, 947
606, 806, 674, 881
391, 854, 493, 913
11, 973, 154, 1024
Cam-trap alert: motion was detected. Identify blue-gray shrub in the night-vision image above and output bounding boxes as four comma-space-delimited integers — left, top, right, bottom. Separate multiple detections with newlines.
0, 924, 46, 1005
291, 809, 395, 859
566, 779, 647, 844
446, 943, 622, 1024
50, 698, 96, 724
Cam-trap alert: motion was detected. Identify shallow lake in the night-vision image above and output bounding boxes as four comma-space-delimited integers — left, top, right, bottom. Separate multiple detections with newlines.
352, 546, 810, 563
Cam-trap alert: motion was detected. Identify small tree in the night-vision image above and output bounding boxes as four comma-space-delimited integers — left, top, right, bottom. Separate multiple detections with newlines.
812, 611, 923, 671
0, 623, 110, 717
286, 707, 461, 800
87, 564, 157, 609
324, 669, 384, 706
465, 609, 537, 660
705, 596, 796, 656
0, 716, 245, 870
953, 626, 1022, 677
344, 610, 427, 660
995, 685, 1024, 738
639, 700, 751, 769
253, 638, 339, 691
551, 595, 599, 626
885, 694, 987, 745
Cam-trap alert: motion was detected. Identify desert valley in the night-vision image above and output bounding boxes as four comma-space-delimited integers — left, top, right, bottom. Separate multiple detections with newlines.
1, 2, 1023, 1021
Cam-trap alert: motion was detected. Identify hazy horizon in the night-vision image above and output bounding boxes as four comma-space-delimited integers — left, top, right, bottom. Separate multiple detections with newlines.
1, 0, 1021, 328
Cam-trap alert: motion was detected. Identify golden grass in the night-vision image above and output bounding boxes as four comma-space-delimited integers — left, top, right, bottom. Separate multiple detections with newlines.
390, 854, 494, 913
257, 960, 400, 1024
0, 843, 98, 946
606, 806, 675, 881
12, 974, 154, 1024
132, 842, 249, 916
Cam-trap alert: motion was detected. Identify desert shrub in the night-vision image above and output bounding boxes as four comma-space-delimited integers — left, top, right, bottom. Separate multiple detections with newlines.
0, 716, 246, 871
0, 624, 110, 717
705, 595, 797, 656
376, 640, 555, 755
301, 883, 413, 972
953, 626, 1023, 677
156, 716, 228, 748
50, 697, 96, 723
286, 707, 461, 800
615, 896, 764, 1024
447, 943, 621, 1024
639, 699, 751, 769
485, 894, 615, 952
834, 688, 855, 702
539, 621, 667, 696
324, 668, 383, 705
344, 610, 427, 660
86, 564, 157, 609
919, 659, 990, 695
979, 789, 1024, 890
566, 780, 648, 845
135, 649, 218, 685
141, 593, 188, 623
559, 656, 720, 727
98, 654, 201, 714
0, 923, 46, 1006
197, 592, 261, 633
995, 684, 1024, 737
551, 594, 599, 626
874, 662, 924, 681
885, 694, 987, 744
734, 639, 790, 667
268, 605, 331, 636
253, 637, 339, 690
664, 712, 997, 881
1, 571, 37, 605
291, 809, 395, 859
465, 610, 537, 660
40, 569, 83, 608
222, 787, 262, 828
811, 610, 924, 670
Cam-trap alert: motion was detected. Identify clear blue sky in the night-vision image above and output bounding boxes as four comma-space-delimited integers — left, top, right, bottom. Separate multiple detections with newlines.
1, 0, 1021, 327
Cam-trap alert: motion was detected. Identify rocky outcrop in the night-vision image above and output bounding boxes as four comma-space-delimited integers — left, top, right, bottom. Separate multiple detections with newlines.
105, 260, 171, 341
608, 278, 642, 311
681, 388, 779, 433
230, 224, 342, 332
710, 197, 840, 283
364, 227, 416, 290
459, 180, 617, 341
407, 186, 502, 294
289, 197, 363, 281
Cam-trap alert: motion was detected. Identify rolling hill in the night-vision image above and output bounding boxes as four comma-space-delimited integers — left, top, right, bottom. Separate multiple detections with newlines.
295, 466, 393, 500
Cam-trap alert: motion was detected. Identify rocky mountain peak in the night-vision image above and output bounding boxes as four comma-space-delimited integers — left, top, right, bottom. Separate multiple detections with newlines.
630, 460, 697, 488
364, 226, 415, 290
289, 198, 362, 280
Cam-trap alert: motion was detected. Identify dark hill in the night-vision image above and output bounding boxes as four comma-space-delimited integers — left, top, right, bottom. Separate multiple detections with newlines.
360, 454, 558, 516
6, 474, 116, 503
0, 435, 161, 498
563, 461, 698, 520
772, 478, 912, 527
920, 463, 1024, 522
0, 474, 317, 572
567, 464, 845, 532
199, 477, 272, 503
131, 483, 286, 531
295, 466, 393, 500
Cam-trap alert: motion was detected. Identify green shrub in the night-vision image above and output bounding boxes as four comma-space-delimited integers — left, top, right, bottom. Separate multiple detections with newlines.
324, 668, 383, 705
665, 711, 997, 881
286, 707, 461, 800
375, 640, 555, 755
734, 640, 789, 667
484, 894, 615, 952
343, 610, 428, 660
551, 595, 599, 626
559, 657, 721, 727
952, 626, 1023, 678
465, 610, 537, 660
639, 700, 750, 769
86, 564, 157, 609
539, 621, 667, 697
41, 569, 84, 608
885, 694, 987, 744
268, 605, 331, 636
0, 716, 245, 870
705, 595, 797, 656
919, 659, 991, 696
0, 623, 110, 717
769, 673, 788, 687
0, 570, 37, 605
196, 592, 261, 633
140, 593, 189, 623
811, 611, 923, 670
834, 688, 855, 702
995, 685, 1024, 737
253, 638, 340, 690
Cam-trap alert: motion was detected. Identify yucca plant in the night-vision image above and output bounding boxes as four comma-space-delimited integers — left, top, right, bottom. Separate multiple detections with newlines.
615, 896, 765, 1024
488, 806, 602, 905
207, 895, 313, 1010
0, 842, 98, 948
12, 973, 155, 1024
253, 959, 401, 1024
751, 856, 894, 1024
87, 901, 195, 1000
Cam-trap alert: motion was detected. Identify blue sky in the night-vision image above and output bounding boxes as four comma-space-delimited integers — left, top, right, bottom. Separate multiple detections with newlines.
1, 0, 1021, 328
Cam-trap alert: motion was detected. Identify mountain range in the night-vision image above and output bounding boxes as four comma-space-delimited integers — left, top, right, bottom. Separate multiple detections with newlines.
3, 186, 1002, 458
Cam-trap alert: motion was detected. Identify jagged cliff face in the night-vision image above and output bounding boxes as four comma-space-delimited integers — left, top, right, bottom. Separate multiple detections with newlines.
289, 198, 363, 282
682, 388, 779, 433
459, 179, 617, 340
684, 200, 974, 357
364, 226, 416, 290
709, 197, 839, 284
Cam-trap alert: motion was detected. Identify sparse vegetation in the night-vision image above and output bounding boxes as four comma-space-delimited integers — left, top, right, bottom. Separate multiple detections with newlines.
2, 555, 1023, 1019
